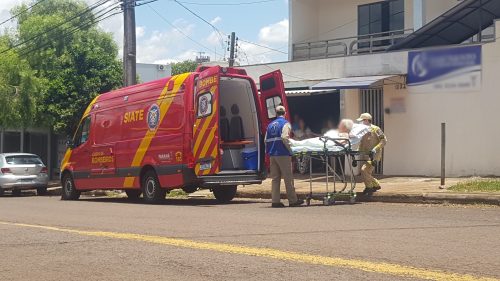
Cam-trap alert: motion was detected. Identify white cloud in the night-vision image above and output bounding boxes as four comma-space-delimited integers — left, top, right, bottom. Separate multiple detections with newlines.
258, 19, 288, 44
135, 26, 145, 38
205, 31, 221, 46
209, 16, 222, 25
136, 20, 197, 63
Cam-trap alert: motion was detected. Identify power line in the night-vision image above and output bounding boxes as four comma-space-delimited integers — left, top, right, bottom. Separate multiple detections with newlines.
146, 4, 215, 55
0, 0, 113, 55
172, 0, 225, 48
239, 38, 287, 54
173, 0, 277, 6
0, 0, 49, 27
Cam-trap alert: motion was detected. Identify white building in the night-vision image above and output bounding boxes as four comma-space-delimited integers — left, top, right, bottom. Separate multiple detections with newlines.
242, 0, 500, 177
137, 63, 172, 83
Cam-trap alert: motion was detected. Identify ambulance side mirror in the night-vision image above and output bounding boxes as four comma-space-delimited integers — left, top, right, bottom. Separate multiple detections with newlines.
66, 139, 75, 149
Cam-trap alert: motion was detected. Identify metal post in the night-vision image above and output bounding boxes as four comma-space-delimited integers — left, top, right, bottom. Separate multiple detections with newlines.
47, 130, 52, 180
123, 0, 136, 86
20, 129, 24, 152
0, 129, 3, 153
440, 123, 446, 188
228, 32, 236, 67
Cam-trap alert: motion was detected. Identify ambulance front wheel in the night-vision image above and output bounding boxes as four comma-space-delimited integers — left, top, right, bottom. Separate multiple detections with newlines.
212, 185, 237, 203
61, 173, 80, 200
141, 170, 166, 204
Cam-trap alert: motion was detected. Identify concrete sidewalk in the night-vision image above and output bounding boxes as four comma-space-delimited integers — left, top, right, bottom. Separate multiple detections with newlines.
236, 175, 500, 206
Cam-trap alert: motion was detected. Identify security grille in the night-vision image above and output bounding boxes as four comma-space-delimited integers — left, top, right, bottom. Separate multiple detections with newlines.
361, 88, 384, 174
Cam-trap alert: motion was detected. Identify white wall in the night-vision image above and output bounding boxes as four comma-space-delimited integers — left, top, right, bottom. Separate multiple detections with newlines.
383, 39, 500, 176
137, 63, 172, 83
242, 50, 407, 88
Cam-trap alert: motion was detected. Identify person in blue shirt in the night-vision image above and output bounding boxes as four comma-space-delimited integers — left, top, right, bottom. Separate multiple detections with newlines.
265, 106, 304, 208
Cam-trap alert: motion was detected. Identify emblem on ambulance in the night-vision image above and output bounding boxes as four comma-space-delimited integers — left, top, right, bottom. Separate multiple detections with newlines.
199, 95, 209, 115
147, 104, 160, 131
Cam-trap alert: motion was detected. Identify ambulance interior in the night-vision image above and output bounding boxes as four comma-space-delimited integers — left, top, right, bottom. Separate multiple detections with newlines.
218, 77, 260, 173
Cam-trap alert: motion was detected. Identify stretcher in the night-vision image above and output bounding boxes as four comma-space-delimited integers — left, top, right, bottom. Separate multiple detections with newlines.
292, 136, 373, 206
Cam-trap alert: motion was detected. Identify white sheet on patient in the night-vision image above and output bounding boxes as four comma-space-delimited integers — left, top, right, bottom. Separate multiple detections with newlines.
290, 124, 369, 153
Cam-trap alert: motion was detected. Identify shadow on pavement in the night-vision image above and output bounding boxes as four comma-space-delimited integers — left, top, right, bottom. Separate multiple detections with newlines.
78, 196, 261, 207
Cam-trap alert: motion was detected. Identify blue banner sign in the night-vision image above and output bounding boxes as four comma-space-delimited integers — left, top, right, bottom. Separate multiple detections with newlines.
408, 45, 481, 92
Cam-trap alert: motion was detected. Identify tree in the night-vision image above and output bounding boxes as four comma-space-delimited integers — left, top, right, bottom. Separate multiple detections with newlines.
0, 36, 43, 129
11, 0, 122, 134
171, 60, 199, 75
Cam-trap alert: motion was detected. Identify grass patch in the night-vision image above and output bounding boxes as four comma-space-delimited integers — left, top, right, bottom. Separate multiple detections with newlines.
167, 189, 188, 198
448, 179, 500, 193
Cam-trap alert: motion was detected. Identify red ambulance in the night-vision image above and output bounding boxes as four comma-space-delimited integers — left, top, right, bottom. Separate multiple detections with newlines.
60, 66, 289, 203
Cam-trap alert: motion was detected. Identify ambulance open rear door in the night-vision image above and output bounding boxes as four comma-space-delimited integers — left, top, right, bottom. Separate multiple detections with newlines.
258, 69, 289, 131
193, 66, 221, 176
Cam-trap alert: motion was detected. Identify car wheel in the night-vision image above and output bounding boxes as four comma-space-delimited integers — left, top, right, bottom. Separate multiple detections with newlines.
37, 186, 48, 196
141, 170, 166, 204
12, 189, 22, 196
212, 185, 237, 203
125, 189, 142, 200
61, 173, 80, 200
0, 188, 4, 197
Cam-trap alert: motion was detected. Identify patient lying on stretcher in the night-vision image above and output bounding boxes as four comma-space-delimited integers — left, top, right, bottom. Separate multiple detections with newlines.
289, 119, 369, 153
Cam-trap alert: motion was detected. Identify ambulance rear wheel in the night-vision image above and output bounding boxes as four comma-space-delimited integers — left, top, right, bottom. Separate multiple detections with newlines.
61, 173, 80, 200
125, 189, 142, 200
212, 185, 237, 203
141, 170, 166, 204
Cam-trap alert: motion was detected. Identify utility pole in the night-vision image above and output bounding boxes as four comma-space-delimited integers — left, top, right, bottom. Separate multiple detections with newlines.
123, 0, 136, 86
228, 32, 236, 67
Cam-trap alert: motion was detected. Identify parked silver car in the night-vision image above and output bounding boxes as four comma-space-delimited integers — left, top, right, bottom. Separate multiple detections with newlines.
0, 153, 49, 196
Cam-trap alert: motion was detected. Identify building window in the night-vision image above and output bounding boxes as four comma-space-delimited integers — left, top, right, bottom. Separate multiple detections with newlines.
358, 0, 404, 48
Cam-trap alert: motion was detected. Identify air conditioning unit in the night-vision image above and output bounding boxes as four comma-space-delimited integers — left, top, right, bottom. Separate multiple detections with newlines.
157, 64, 165, 71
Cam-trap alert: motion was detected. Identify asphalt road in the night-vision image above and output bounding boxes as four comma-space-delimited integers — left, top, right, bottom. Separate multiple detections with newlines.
0, 194, 499, 281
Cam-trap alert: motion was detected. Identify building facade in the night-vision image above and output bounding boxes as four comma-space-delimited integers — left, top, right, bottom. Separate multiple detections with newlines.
242, 0, 500, 177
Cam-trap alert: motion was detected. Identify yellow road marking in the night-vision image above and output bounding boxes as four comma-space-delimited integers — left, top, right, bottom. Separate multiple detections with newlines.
0, 221, 496, 281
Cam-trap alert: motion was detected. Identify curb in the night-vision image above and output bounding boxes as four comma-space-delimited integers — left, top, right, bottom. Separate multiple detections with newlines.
236, 191, 500, 206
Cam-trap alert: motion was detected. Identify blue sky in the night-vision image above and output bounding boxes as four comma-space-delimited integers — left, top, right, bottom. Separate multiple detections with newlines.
1, 0, 290, 64
132, 0, 289, 64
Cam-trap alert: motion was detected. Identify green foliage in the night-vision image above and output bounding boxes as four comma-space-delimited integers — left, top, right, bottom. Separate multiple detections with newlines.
171, 60, 199, 75
449, 179, 500, 193
0, 36, 43, 129
4, 0, 123, 134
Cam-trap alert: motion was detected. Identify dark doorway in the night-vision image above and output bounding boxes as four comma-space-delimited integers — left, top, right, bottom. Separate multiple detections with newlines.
287, 92, 340, 134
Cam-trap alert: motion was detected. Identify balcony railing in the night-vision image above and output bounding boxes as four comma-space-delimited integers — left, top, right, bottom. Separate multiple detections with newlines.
292, 29, 414, 61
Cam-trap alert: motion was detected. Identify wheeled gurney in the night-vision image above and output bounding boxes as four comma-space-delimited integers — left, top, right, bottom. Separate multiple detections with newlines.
292, 136, 373, 206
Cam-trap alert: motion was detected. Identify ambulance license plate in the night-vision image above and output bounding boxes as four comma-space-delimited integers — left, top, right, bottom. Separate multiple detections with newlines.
200, 162, 212, 171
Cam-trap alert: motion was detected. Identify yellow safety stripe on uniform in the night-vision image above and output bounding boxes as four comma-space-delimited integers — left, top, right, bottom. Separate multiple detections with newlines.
123, 73, 190, 187
60, 96, 100, 172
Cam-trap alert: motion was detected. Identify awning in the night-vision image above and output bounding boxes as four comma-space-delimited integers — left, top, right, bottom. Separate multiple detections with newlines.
311, 75, 397, 90
388, 0, 500, 50
285, 89, 336, 97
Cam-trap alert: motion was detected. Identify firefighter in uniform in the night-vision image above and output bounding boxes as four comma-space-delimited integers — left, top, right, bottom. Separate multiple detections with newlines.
265, 106, 304, 208
357, 113, 387, 194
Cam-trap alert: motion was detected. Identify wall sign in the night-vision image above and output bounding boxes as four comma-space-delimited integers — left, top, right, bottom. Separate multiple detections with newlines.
407, 45, 481, 93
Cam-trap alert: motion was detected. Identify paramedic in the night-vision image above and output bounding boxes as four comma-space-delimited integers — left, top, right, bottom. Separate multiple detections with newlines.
357, 113, 387, 194
266, 106, 304, 208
